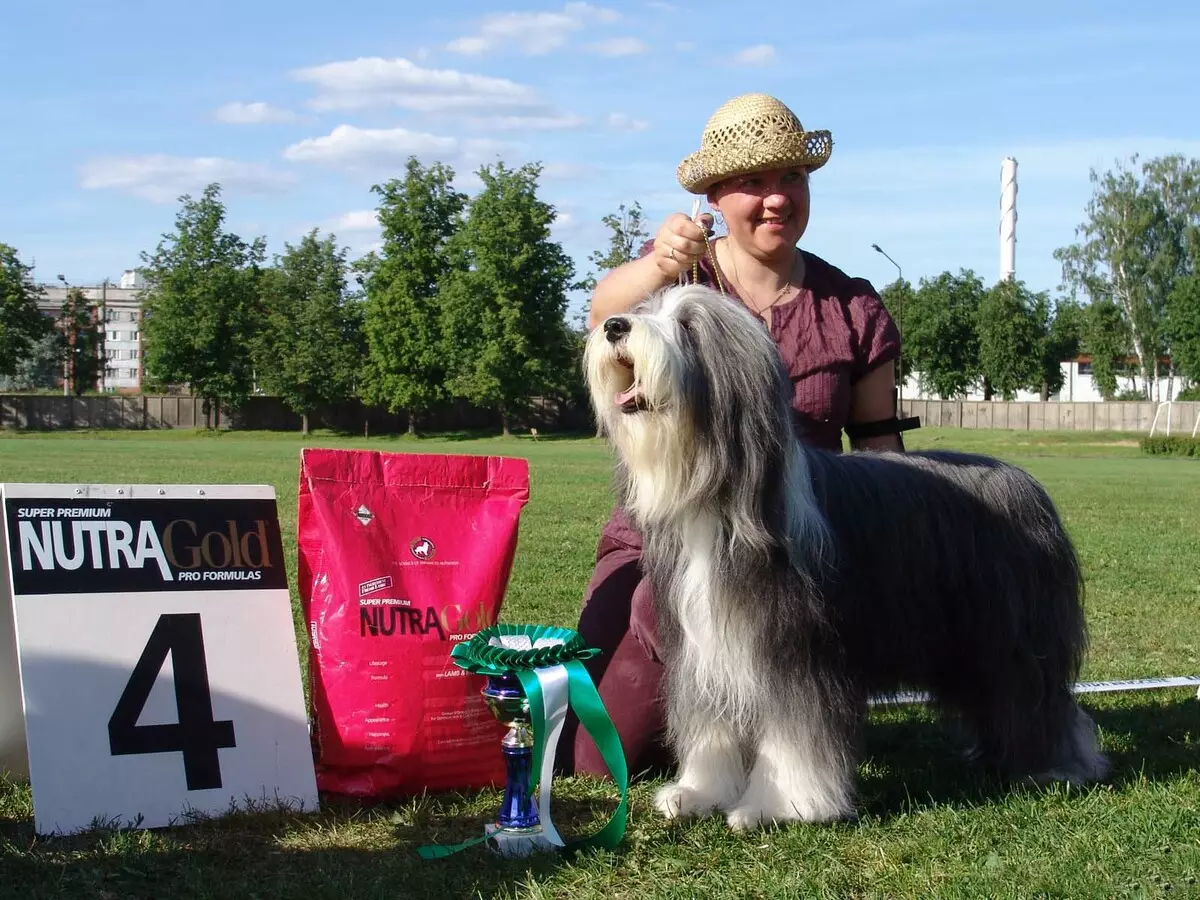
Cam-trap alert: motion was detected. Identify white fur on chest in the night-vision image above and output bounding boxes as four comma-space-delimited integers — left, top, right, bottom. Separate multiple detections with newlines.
670, 512, 760, 727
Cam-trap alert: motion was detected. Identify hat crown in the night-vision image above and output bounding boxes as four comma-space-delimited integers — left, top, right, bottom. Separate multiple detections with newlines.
701, 93, 805, 148
676, 92, 832, 193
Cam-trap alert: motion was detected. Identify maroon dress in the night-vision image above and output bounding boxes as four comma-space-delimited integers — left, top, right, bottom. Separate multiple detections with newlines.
563, 243, 901, 779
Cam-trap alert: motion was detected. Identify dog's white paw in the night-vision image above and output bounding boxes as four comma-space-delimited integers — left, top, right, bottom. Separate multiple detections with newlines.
725, 803, 771, 831
653, 783, 721, 820
725, 791, 853, 830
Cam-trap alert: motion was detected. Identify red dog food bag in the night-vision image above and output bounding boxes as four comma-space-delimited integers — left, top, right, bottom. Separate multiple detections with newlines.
297, 448, 530, 797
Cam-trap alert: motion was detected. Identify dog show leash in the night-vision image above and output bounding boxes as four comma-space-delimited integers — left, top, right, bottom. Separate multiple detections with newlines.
684, 198, 728, 295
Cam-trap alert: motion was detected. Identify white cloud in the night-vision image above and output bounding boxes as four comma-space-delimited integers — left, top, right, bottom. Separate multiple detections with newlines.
283, 124, 508, 170
607, 112, 650, 132
291, 56, 553, 116
733, 44, 776, 65
586, 37, 648, 56
674, 41, 695, 52
213, 101, 299, 124
331, 209, 380, 232
445, 36, 489, 55
78, 154, 295, 203
447, 2, 621, 56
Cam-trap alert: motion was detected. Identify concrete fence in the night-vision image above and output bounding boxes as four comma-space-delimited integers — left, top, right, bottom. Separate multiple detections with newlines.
3, 394, 1199, 436
1, 394, 205, 430
901, 399, 1200, 435
0, 393, 590, 433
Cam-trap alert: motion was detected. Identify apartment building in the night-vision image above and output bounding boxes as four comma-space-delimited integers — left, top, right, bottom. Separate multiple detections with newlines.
37, 270, 145, 392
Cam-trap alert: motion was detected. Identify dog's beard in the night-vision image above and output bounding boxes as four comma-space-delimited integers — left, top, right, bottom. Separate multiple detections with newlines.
585, 319, 696, 524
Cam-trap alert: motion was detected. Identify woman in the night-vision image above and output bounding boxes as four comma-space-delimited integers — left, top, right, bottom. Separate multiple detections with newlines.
564, 93, 915, 779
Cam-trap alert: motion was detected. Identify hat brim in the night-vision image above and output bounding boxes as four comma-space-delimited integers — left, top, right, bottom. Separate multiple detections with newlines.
676, 130, 833, 194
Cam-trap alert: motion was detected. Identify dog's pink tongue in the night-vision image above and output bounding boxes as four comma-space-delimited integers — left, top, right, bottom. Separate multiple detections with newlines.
614, 386, 639, 406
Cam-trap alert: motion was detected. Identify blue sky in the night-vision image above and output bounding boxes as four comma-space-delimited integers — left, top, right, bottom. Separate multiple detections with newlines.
4, 0, 1199, 322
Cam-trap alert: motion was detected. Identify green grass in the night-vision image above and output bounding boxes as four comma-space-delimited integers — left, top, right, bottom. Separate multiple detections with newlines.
2, 426, 1199, 899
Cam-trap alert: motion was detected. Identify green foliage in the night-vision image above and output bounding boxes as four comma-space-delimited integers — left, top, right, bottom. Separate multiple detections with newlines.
977, 278, 1044, 400
439, 161, 577, 434
1081, 299, 1129, 400
1175, 384, 1200, 401
903, 269, 984, 398
1165, 274, 1200, 382
60, 286, 105, 395
0, 330, 62, 391
1036, 298, 1082, 399
1140, 435, 1200, 457
359, 158, 467, 432
0, 242, 53, 379
577, 201, 649, 294
1055, 154, 1200, 399
255, 230, 363, 432
139, 184, 265, 423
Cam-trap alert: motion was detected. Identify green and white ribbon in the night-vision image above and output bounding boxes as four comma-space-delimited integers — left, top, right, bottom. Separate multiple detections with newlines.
417, 624, 628, 859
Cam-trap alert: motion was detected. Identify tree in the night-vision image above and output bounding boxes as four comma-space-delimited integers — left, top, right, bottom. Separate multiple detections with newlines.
1035, 297, 1083, 400
440, 160, 577, 435
976, 278, 1044, 401
139, 183, 265, 426
1054, 155, 1199, 400
255, 230, 363, 434
359, 158, 467, 434
902, 269, 984, 399
0, 242, 53, 380
1080, 299, 1128, 400
59, 286, 105, 394
577, 201, 649, 293
1166, 274, 1200, 384
1143, 155, 1200, 387
0, 331, 62, 391
1142, 154, 1200, 279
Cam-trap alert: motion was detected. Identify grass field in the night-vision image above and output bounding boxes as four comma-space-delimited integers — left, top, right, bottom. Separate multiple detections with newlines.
1, 426, 1199, 899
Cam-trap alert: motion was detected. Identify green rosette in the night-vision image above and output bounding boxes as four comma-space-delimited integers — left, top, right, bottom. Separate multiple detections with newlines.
419, 624, 628, 859
449, 623, 599, 676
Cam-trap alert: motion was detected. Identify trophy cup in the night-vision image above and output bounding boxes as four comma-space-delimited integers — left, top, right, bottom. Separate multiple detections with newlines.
479, 672, 556, 858
417, 624, 628, 861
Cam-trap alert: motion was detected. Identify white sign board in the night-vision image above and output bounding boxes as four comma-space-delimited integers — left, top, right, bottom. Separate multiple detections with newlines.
0, 483, 319, 835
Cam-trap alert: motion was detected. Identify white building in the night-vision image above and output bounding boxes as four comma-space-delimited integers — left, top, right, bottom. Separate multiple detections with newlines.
37, 270, 146, 392
901, 358, 1190, 403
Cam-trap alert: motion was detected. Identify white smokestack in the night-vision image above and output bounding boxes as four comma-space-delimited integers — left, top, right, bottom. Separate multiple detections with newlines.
1000, 157, 1017, 281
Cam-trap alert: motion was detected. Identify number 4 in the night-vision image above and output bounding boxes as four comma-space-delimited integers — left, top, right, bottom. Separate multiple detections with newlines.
109, 613, 236, 791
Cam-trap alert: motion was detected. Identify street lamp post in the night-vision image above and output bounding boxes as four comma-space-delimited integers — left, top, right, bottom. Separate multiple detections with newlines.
871, 244, 904, 409
57, 274, 70, 397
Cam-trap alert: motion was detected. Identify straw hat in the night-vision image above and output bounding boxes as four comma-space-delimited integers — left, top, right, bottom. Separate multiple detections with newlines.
676, 93, 833, 194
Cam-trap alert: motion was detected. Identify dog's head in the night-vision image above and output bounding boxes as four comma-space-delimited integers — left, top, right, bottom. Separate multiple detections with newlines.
583, 284, 797, 526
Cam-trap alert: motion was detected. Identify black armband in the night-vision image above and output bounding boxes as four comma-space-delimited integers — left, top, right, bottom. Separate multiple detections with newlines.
844, 416, 922, 440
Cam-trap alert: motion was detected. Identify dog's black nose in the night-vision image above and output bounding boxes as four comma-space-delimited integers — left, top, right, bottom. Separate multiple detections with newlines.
604, 316, 631, 343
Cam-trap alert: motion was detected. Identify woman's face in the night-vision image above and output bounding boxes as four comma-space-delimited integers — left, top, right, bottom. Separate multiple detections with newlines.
708, 166, 810, 260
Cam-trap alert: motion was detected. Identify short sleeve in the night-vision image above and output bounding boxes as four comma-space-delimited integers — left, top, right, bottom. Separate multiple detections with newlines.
847, 280, 900, 381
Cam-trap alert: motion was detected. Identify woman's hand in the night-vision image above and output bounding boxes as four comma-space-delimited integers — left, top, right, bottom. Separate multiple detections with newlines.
652, 213, 714, 280
588, 212, 714, 329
